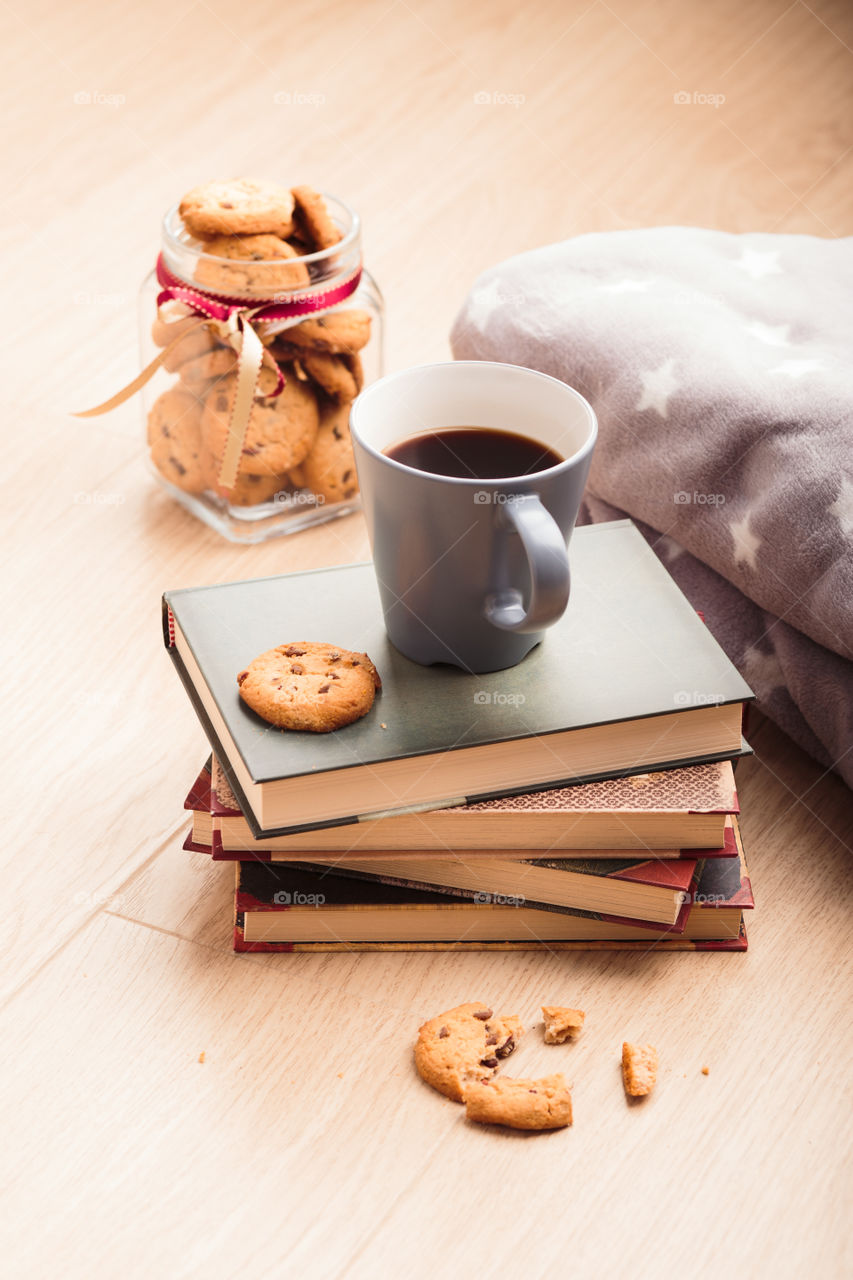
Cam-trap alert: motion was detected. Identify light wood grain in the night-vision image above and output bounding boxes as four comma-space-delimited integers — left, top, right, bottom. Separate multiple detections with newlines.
2, 0, 852, 1275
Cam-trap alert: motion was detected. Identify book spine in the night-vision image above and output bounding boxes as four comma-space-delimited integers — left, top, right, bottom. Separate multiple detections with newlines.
183, 831, 218, 856
162, 598, 176, 649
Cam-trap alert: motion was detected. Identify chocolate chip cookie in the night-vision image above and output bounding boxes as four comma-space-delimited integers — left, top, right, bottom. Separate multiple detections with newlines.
291, 184, 343, 250
147, 386, 213, 494
464, 1074, 573, 1131
179, 178, 296, 239
414, 1003, 523, 1102
299, 350, 363, 401
300, 400, 358, 503
194, 234, 310, 293
217, 469, 288, 506
285, 308, 372, 354
201, 364, 319, 477
178, 346, 240, 389
151, 312, 221, 373
237, 642, 381, 732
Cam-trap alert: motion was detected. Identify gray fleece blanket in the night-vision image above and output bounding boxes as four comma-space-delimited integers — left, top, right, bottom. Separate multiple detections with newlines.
451, 228, 853, 786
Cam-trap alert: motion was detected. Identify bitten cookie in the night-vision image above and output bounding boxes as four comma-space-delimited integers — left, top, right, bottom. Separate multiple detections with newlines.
622, 1042, 659, 1097
147, 387, 213, 494
179, 178, 296, 239
291, 184, 343, 250
300, 400, 358, 503
464, 1074, 573, 1131
541, 1006, 585, 1044
237, 642, 381, 733
414, 1003, 523, 1102
201, 365, 319, 477
285, 309, 372, 354
194, 234, 310, 293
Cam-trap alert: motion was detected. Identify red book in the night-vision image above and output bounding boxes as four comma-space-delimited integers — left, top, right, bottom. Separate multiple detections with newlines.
183, 756, 740, 862
232, 820, 752, 952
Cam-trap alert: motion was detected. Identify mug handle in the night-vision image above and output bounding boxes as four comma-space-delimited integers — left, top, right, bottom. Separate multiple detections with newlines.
482, 494, 570, 634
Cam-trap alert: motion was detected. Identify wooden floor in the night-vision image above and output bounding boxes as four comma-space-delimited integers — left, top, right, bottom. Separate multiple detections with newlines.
4, 0, 853, 1275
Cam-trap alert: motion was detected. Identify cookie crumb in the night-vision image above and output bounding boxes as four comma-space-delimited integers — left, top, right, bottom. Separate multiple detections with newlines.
701, 1065, 710, 1076
198, 1051, 206, 1064
622, 1042, 658, 1097
380, 722, 387, 729
541, 1005, 585, 1043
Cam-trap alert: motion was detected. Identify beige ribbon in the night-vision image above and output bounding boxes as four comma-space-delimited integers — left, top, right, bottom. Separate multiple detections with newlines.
74, 310, 275, 494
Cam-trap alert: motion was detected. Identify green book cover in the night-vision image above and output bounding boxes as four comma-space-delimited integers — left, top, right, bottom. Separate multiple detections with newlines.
163, 520, 753, 835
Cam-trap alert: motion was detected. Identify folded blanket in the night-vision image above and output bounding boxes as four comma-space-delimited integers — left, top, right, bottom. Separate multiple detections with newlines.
451, 228, 853, 786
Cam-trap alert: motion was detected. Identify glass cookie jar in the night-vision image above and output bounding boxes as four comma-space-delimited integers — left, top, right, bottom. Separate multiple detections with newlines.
139, 193, 383, 542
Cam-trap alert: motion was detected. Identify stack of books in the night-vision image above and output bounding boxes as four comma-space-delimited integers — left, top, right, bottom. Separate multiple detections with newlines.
166, 521, 755, 953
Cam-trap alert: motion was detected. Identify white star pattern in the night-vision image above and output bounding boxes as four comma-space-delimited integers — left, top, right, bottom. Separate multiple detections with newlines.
728, 512, 762, 572
464, 278, 504, 331
635, 358, 679, 419
828, 476, 853, 538
743, 644, 786, 695
744, 320, 790, 347
735, 248, 782, 280
600, 278, 650, 294
769, 358, 826, 378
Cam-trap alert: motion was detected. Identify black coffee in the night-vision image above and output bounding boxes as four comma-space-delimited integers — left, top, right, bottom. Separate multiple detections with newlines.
384, 426, 563, 479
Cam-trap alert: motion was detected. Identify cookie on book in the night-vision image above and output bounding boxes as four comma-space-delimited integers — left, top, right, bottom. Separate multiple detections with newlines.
541, 1006, 585, 1044
464, 1073, 573, 1131
414, 1003, 523, 1102
622, 1042, 658, 1097
179, 178, 296, 239
237, 641, 381, 732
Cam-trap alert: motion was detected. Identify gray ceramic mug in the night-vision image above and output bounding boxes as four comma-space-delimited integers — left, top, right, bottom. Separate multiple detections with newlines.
350, 361, 597, 673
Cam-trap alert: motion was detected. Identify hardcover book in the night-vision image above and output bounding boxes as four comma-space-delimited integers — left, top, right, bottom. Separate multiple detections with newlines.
232, 823, 753, 951
286, 844, 725, 926
184, 755, 741, 856
164, 521, 753, 837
